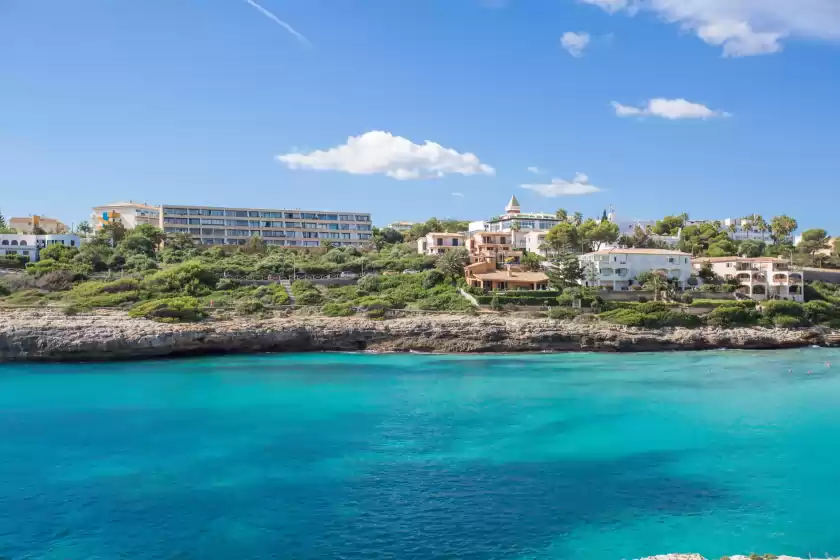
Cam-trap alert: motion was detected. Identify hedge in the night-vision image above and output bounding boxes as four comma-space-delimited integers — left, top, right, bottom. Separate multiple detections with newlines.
129, 297, 206, 323
476, 294, 560, 306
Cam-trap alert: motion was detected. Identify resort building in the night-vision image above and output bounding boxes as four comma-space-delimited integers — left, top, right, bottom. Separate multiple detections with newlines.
388, 221, 416, 232
9, 216, 68, 234
468, 231, 522, 264
693, 257, 805, 302
524, 231, 548, 255
417, 232, 466, 256
92, 202, 161, 231
579, 248, 693, 291
469, 196, 567, 250
465, 260, 549, 292
159, 204, 372, 248
0, 233, 81, 263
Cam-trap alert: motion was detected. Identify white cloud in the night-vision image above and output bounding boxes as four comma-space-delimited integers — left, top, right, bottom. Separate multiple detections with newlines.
452, 192, 465, 198
527, 166, 544, 175
579, 0, 840, 56
611, 98, 731, 119
245, 0, 310, 46
561, 31, 592, 57
276, 131, 495, 180
521, 172, 602, 197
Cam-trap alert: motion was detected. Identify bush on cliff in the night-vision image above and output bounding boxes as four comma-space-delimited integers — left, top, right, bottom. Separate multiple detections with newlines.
598, 308, 701, 328
66, 279, 142, 308
143, 261, 218, 297
322, 302, 355, 317
547, 307, 577, 321
235, 299, 265, 315
129, 297, 206, 323
803, 300, 840, 324
705, 304, 760, 327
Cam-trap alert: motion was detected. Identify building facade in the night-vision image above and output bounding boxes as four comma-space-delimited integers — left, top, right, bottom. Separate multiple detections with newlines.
0, 233, 81, 263
470, 196, 567, 250
9, 216, 68, 234
388, 221, 416, 232
159, 205, 372, 247
468, 231, 522, 264
465, 260, 549, 292
417, 232, 466, 256
579, 248, 693, 290
91, 202, 161, 231
693, 257, 804, 302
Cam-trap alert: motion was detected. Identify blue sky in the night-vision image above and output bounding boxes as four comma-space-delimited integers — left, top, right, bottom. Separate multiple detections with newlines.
2, 0, 839, 230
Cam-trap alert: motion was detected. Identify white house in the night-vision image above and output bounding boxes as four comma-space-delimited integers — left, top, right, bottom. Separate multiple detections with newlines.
0, 233, 82, 263
578, 248, 694, 290
692, 256, 804, 302
417, 232, 467, 256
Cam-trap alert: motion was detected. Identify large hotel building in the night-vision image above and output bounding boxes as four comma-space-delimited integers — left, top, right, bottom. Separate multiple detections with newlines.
92, 202, 373, 248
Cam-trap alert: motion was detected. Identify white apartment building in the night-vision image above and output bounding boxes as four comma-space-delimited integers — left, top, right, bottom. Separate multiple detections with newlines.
0, 233, 81, 263
471, 196, 567, 250
417, 232, 466, 256
524, 231, 547, 255
693, 257, 804, 302
159, 205, 372, 248
92, 202, 161, 231
579, 248, 694, 290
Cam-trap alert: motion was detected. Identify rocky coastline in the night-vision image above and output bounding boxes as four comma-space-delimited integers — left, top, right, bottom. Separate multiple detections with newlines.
1, 309, 839, 362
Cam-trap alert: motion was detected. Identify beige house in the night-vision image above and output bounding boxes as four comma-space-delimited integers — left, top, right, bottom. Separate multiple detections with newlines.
468, 232, 522, 264
465, 260, 549, 291
693, 256, 805, 302
417, 232, 466, 256
9, 216, 67, 234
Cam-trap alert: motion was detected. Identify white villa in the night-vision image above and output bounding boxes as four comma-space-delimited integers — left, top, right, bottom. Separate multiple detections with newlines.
469, 196, 566, 251
417, 232, 466, 256
0, 233, 82, 263
579, 248, 694, 290
693, 257, 804, 302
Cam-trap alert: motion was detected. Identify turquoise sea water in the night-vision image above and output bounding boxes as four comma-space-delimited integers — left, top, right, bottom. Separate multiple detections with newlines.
2, 350, 840, 559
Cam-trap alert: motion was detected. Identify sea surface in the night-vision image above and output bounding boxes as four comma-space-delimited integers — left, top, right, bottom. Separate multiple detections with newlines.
2, 350, 840, 560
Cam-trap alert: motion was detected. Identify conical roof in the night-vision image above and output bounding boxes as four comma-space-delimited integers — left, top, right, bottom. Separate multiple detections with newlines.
505, 195, 521, 213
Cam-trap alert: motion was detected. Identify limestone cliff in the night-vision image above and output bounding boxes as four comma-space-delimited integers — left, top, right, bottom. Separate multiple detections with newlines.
1, 309, 837, 362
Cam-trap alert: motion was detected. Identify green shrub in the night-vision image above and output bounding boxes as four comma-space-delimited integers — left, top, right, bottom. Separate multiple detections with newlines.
129, 297, 206, 323
418, 292, 473, 311
143, 261, 218, 297
762, 300, 804, 318
547, 307, 577, 320
252, 284, 290, 305
0, 281, 9, 297
215, 278, 238, 291
803, 300, 840, 324
635, 301, 674, 314
62, 304, 91, 316
680, 293, 694, 304
367, 307, 386, 319
637, 296, 648, 303
322, 302, 355, 317
235, 299, 265, 315
291, 279, 316, 295
706, 304, 760, 327
295, 290, 323, 306
490, 294, 503, 311
422, 270, 445, 289
772, 314, 803, 328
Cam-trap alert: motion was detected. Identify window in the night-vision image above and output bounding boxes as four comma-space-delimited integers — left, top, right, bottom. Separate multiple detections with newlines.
10, 240, 18, 246
285, 221, 301, 228
248, 211, 260, 218
263, 230, 285, 237
164, 217, 189, 225
70, 240, 76, 247
319, 214, 338, 221
437, 238, 443, 246
301, 213, 317, 220
0, 241, 7, 245
201, 219, 225, 226
285, 212, 301, 219
355, 215, 370, 222
339, 214, 353, 221
226, 219, 249, 226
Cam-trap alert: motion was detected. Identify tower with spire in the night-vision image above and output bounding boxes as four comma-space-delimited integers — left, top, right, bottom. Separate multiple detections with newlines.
505, 195, 521, 215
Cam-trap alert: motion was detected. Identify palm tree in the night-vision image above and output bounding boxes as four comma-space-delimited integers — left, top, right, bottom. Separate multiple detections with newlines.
643, 272, 666, 302
555, 208, 568, 222
573, 212, 583, 227
727, 223, 737, 235
510, 220, 522, 250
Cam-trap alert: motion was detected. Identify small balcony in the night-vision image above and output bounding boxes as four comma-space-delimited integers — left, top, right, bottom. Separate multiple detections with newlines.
615, 268, 630, 278
772, 274, 788, 284
752, 273, 767, 282
789, 273, 803, 283
600, 268, 615, 277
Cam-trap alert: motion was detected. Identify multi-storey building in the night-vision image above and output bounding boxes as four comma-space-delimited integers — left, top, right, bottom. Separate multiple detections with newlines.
468, 231, 523, 264
159, 205, 372, 247
417, 232, 466, 256
469, 196, 567, 250
693, 257, 804, 302
91, 202, 161, 231
388, 221, 416, 232
579, 248, 693, 290
9, 216, 68, 234
0, 233, 81, 263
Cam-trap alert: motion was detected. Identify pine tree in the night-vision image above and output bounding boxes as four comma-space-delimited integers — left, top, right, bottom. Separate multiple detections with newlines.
0, 209, 6, 229
546, 251, 586, 290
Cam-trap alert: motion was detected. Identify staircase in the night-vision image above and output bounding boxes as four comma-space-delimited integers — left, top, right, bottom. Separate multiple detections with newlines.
279, 279, 296, 305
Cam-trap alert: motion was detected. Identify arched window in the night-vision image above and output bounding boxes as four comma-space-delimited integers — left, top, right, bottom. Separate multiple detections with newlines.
10, 240, 18, 246
18, 241, 26, 246
1, 240, 8, 246
752, 285, 767, 295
